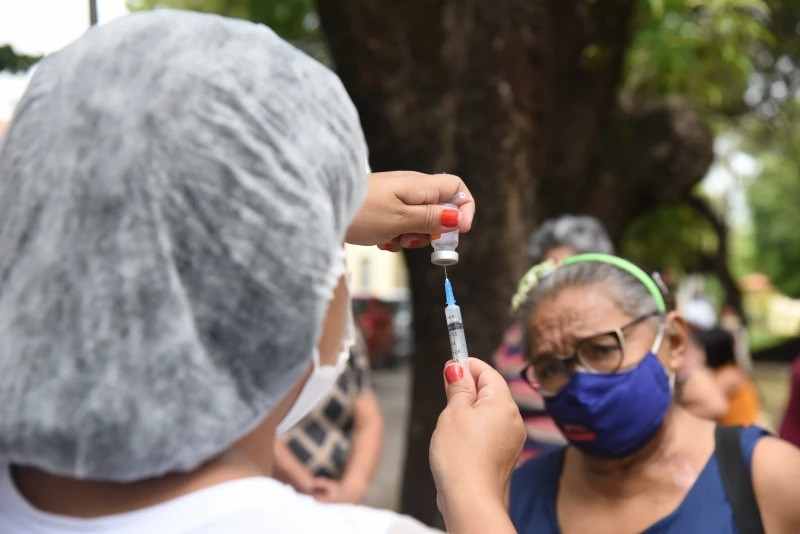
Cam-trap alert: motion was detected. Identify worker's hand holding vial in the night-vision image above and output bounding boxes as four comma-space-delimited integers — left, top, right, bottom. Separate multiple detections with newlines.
344, 171, 474, 251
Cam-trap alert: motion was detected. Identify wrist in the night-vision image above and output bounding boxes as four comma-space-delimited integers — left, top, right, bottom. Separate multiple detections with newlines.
340, 475, 368, 501
442, 491, 510, 534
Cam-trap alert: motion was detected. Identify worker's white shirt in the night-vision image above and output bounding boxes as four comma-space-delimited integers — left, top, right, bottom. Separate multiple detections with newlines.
0, 464, 438, 533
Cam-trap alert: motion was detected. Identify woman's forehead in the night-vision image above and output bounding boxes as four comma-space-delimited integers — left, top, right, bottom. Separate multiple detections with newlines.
527, 285, 630, 341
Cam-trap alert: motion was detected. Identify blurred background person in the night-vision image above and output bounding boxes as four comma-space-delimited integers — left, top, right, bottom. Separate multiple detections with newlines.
674, 289, 730, 421
677, 329, 729, 420
779, 356, 800, 448
274, 331, 384, 504
354, 297, 396, 368
493, 214, 614, 464
695, 327, 760, 426
719, 303, 754, 375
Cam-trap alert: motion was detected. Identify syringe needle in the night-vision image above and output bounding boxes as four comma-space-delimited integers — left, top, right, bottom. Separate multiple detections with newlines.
444, 265, 448, 279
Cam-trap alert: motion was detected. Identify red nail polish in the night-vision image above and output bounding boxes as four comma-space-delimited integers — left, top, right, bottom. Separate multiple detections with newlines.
382, 242, 394, 251
440, 209, 459, 228
410, 240, 421, 248
444, 364, 464, 384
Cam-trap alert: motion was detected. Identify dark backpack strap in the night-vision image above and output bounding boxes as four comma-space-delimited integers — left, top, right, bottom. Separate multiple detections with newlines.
715, 425, 765, 534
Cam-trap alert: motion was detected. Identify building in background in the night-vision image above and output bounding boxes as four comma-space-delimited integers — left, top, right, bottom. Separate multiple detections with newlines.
346, 245, 412, 366
345, 245, 408, 301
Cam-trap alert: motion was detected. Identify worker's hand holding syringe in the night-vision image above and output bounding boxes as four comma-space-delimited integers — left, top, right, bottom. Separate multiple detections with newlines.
430, 357, 526, 533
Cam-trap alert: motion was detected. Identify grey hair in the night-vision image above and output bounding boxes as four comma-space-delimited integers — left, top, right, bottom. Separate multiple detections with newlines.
518, 262, 662, 359
528, 214, 614, 263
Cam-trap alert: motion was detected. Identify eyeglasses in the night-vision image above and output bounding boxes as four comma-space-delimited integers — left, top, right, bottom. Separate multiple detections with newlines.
520, 311, 662, 396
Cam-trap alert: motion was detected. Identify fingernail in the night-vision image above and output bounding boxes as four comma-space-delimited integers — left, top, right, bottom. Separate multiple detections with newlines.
444, 364, 464, 384
440, 209, 459, 228
381, 242, 394, 251
410, 240, 421, 248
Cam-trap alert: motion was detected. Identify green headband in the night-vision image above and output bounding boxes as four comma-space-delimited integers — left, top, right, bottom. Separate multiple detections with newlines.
510, 253, 666, 314
561, 253, 666, 313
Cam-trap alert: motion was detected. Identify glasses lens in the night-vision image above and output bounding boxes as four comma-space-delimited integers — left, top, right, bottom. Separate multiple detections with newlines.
530, 356, 572, 394
577, 333, 623, 373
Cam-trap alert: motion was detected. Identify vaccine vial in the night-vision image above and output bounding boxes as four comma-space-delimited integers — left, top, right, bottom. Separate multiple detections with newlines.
431, 202, 459, 266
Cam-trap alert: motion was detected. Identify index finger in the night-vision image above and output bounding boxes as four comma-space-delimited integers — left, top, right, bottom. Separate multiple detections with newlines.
395, 172, 475, 233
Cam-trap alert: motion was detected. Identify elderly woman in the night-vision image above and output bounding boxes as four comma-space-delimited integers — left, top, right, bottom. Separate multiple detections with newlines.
509, 254, 800, 533
0, 10, 523, 534
493, 214, 614, 464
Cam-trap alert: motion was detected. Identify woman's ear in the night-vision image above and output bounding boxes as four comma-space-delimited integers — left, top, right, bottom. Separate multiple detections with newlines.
661, 311, 689, 373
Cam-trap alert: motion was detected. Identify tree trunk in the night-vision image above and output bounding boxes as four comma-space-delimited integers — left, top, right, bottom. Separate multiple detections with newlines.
318, 0, 713, 525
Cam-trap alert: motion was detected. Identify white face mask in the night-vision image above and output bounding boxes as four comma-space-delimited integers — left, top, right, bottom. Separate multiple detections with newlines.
275, 343, 351, 435
276, 256, 355, 435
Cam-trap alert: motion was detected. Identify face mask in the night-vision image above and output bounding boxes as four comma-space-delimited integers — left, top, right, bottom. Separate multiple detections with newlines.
544, 323, 672, 458
276, 343, 351, 435
276, 249, 355, 435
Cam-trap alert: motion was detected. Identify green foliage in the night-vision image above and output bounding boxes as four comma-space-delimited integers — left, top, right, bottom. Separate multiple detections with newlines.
730, 227, 756, 279
745, 105, 800, 297
621, 201, 718, 272
625, 0, 772, 114
624, 0, 800, 302
126, 0, 800, 298
0, 44, 40, 74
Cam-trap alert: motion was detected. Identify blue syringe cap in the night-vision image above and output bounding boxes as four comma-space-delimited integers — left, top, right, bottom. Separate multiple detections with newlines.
444, 278, 456, 306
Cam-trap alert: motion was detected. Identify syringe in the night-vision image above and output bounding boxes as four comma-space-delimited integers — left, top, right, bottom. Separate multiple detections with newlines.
444, 276, 469, 369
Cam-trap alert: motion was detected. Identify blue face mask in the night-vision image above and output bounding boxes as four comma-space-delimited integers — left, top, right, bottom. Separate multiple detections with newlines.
544, 328, 672, 458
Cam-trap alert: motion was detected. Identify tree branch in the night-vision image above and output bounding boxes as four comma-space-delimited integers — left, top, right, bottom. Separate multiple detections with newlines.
684, 193, 746, 320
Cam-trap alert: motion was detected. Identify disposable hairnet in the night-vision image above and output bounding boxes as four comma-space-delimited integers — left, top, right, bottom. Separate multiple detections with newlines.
0, 10, 367, 481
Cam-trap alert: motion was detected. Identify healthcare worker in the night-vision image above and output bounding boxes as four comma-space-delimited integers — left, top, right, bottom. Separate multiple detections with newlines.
0, 10, 523, 533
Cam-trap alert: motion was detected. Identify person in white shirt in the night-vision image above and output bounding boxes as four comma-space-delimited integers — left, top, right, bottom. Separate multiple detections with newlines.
0, 9, 523, 534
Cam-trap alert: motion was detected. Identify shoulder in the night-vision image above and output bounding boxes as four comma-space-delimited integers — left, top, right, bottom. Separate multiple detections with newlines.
200, 479, 439, 534
752, 435, 800, 533
301, 502, 438, 534
0, 472, 438, 534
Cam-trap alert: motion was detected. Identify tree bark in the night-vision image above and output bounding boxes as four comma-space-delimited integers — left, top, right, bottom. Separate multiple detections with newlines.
318, 0, 713, 525
582, 97, 714, 239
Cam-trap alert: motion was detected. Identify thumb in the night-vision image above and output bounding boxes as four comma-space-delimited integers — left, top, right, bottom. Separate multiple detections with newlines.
443, 361, 477, 407
399, 204, 467, 236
